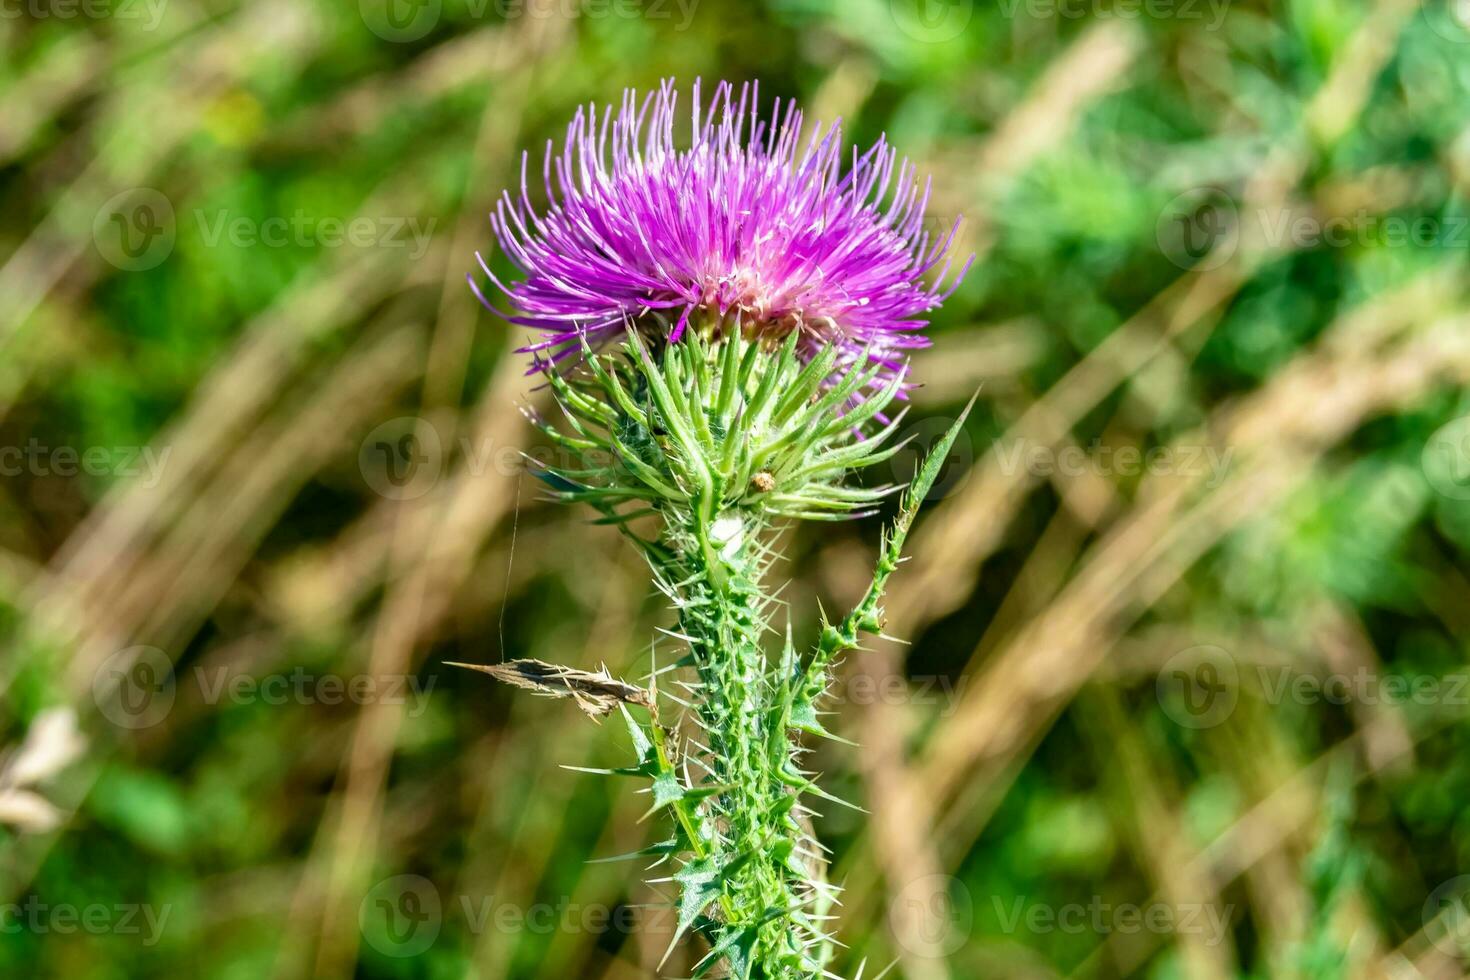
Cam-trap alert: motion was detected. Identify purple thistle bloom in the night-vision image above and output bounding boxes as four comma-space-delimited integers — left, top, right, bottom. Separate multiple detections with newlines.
471, 79, 971, 386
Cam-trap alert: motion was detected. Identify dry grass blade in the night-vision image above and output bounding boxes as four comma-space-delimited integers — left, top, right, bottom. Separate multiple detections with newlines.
448, 659, 655, 719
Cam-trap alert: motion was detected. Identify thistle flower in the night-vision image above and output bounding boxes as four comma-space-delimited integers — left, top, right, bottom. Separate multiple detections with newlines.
464, 80, 974, 980
471, 78, 970, 388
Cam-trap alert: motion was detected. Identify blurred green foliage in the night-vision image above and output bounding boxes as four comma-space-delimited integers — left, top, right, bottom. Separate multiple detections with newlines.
2, 0, 1470, 977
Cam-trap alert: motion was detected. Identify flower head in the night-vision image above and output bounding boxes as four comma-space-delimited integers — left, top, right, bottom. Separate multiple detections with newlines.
472, 79, 970, 387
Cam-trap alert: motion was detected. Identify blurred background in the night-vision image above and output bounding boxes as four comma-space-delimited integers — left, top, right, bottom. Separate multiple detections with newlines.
3, 0, 1470, 977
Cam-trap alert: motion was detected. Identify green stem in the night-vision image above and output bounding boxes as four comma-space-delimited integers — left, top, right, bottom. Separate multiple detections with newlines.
660, 498, 818, 977
529, 335, 970, 978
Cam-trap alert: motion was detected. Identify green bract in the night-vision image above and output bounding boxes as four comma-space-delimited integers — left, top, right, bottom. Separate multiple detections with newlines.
533, 327, 913, 523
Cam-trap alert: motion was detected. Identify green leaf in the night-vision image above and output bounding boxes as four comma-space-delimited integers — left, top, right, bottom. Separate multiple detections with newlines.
663, 856, 723, 964
902, 389, 980, 518
694, 925, 759, 979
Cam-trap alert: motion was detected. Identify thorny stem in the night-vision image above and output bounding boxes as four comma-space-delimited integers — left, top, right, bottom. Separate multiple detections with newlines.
660, 497, 815, 973
505, 332, 973, 978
